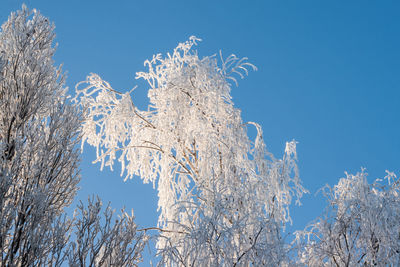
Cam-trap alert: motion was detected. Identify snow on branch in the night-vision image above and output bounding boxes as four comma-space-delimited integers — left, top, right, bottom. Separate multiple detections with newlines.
76, 37, 307, 266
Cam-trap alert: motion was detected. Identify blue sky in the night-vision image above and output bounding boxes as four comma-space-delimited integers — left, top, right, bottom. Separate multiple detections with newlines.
2, 0, 399, 263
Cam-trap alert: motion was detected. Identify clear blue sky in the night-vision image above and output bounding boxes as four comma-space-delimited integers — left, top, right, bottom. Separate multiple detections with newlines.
2, 0, 399, 264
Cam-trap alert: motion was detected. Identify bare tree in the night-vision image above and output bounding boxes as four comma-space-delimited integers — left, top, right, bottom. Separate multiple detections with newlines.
68, 196, 147, 267
295, 170, 400, 266
76, 37, 307, 266
0, 6, 146, 266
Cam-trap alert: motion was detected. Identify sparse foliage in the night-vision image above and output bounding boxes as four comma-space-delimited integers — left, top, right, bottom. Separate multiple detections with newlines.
76, 37, 307, 266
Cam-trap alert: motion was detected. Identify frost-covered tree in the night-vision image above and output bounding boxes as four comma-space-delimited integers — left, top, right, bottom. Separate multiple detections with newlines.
67, 196, 147, 267
295, 170, 400, 266
0, 6, 80, 265
0, 6, 146, 266
76, 37, 307, 266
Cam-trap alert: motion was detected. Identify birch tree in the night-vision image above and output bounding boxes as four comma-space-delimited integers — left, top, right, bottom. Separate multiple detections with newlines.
76, 37, 307, 266
295, 170, 400, 266
0, 6, 146, 266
